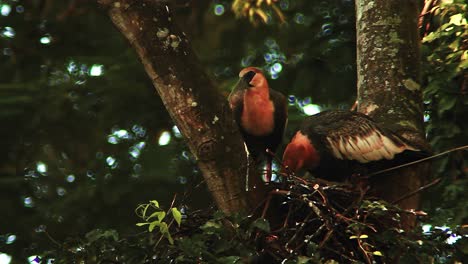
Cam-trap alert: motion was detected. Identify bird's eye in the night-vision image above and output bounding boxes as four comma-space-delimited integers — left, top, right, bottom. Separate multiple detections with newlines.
242, 71, 256, 85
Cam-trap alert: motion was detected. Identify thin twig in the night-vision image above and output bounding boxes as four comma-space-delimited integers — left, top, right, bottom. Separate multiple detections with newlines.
368, 145, 468, 177
392, 178, 442, 204
44, 230, 61, 247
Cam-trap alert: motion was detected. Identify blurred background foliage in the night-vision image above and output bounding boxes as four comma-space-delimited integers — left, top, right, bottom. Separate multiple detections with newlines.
0, 0, 466, 263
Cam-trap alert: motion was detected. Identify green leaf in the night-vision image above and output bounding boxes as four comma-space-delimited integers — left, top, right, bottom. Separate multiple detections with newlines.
150, 200, 160, 208
147, 211, 166, 222
201, 220, 222, 229
136, 222, 150, 226
251, 218, 270, 232
159, 222, 169, 234
85, 229, 119, 243
373, 251, 384, 256
297, 256, 312, 264
149, 221, 161, 232
166, 232, 174, 245
218, 256, 241, 264
136, 203, 150, 218
159, 222, 174, 244
171, 208, 182, 227
438, 96, 457, 116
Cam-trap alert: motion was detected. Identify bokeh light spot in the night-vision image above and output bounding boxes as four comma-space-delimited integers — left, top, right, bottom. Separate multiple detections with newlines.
178, 176, 187, 184
214, 4, 225, 16
16, 5, 24, 13
1, 4, 11, 16
24, 197, 34, 208
66, 174, 75, 183
422, 224, 431, 234
172, 125, 182, 138
158, 131, 171, 146
446, 234, 462, 245
132, 124, 146, 137
424, 114, 430, 122
321, 23, 333, 36
36, 162, 47, 175
264, 38, 278, 49
0, 253, 12, 264
107, 136, 118, 144
89, 64, 104, 76
264, 53, 273, 63
86, 170, 95, 180
2, 27, 15, 38
302, 97, 311, 105
272, 62, 282, 73
40, 36, 51, 44
294, 13, 305, 24
279, 0, 289, 10
56, 187, 66, 196
115, 129, 129, 139
6, 235, 16, 244
28, 256, 41, 264
106, 156, 116, 167
129, 147, 141, 159
303, 104, 321, 116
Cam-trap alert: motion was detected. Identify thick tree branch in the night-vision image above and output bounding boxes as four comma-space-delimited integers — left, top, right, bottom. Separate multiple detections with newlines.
355, 0, 431, 230
98, 0, 255, 214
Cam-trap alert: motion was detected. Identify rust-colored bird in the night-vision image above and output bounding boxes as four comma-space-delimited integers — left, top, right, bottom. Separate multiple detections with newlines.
229, 67, 288, 182
282, 110, 424, 180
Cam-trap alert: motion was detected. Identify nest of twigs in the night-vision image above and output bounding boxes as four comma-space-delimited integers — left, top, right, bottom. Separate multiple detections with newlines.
251, 175, 409, 263
166, 174, 431, 264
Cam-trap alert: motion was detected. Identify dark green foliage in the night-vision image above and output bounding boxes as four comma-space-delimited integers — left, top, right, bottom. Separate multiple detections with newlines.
38, 178, 465, 263
420, 0, 467, 229
0, 0, 466, 263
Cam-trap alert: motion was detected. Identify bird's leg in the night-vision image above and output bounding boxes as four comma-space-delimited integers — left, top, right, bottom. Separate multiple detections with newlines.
244, 142, 251, 191
265, 149, 272, 183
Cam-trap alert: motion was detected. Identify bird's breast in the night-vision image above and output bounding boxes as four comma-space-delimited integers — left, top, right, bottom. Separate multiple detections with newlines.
241, 93, 275, 136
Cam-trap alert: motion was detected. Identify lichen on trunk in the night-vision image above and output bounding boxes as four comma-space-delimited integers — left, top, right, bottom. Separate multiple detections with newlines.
98, 0, 261, 214
355, 0, 431, 230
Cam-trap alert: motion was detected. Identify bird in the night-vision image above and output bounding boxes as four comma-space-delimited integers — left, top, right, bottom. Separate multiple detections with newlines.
228, 67, 288, 182
282, 110, 425, 180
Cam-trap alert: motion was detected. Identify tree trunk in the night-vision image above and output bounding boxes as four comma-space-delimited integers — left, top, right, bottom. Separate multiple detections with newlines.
97, 0, 258, 214
355, 0, 431, 230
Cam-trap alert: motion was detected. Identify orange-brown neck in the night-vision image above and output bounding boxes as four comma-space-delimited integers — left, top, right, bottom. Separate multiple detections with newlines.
241, 86, 274, 136
282, 131, 320, 173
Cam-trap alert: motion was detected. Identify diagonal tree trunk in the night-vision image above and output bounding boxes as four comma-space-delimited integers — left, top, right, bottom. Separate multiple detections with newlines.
97, 0, 260, 214
355, 0, 431, 230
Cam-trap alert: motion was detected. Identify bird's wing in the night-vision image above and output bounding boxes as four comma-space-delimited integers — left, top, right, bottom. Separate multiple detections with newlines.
322, 112, 419, 163
270, 90, 288, 135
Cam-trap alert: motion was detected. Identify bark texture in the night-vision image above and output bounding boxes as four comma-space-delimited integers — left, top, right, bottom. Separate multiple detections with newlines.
97, 0, 254, 214
355, 0, 431, 230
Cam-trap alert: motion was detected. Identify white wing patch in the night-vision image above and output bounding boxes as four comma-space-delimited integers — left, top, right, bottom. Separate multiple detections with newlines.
327, 130, 417, 163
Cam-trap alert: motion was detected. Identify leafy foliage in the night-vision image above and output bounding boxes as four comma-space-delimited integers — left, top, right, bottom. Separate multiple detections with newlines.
135, 200, 182, 245
38, 178, 465, 263
421, 0, 467, 228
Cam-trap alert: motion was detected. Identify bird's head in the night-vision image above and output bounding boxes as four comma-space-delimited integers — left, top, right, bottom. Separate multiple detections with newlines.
282, 131, 320, 175
234, 67, 268, 93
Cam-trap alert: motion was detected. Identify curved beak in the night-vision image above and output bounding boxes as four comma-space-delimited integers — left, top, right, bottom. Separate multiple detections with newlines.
233, 71, 256, 91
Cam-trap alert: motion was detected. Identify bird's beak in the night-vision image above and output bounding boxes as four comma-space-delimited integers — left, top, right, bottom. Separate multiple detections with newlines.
233, 71, 256, 91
